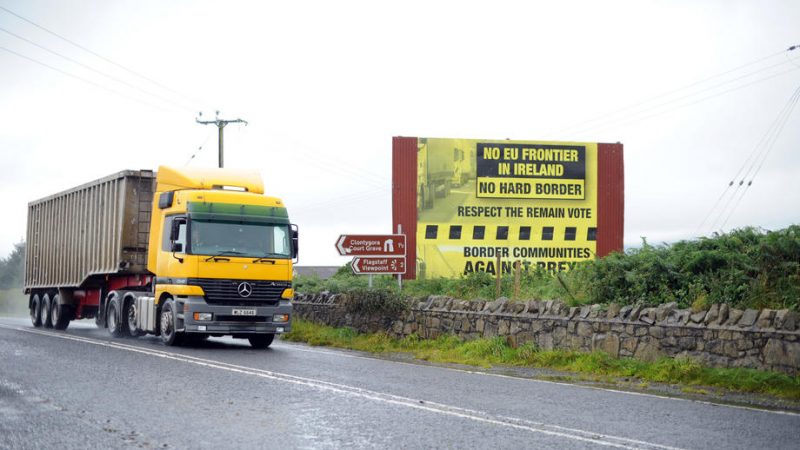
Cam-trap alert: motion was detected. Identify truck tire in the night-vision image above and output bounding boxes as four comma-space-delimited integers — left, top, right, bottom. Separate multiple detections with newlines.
124, 298, 144, 338
50, 294, 72, 330
106, 297, 124, 338
30, 294, 43, 327
159, 300, 183, 346
41, 293, 54, 328
248, 334, 275, 349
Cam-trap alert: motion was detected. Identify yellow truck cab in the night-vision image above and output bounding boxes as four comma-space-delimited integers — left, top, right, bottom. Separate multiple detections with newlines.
24, 166, 297, 348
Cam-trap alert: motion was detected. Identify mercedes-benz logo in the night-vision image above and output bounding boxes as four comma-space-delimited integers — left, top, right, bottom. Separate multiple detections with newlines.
237, 282, 253, 298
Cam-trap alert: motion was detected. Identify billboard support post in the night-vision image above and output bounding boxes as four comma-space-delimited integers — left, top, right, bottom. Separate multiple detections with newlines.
397, 224, 403, 290
495, 253, 502, 299
514, 261, 521, 299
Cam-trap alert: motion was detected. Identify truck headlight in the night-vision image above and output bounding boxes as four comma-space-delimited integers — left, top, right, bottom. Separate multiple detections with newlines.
193, 312, 213, 321
273, 314, 289, 323
281, 288, 294, 299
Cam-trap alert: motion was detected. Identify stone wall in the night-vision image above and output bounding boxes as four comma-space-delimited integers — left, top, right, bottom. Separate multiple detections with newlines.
293, 293, 800, 375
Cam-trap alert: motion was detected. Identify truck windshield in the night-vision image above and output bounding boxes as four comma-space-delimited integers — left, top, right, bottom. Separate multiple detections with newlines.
189, 220, 290, 259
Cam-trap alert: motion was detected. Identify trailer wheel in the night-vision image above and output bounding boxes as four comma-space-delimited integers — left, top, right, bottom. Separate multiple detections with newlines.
106, 297, 124, 338
30, 294, 43, 327
50, 294, 72, 330
124, 299, 144, 338
248, 334, 275, 349
159, 300, 183, 346
41, 293, 54, 328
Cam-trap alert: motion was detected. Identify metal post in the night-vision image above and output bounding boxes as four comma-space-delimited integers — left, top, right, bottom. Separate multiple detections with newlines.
369, 274, 373, 289
218, 124, 224, 168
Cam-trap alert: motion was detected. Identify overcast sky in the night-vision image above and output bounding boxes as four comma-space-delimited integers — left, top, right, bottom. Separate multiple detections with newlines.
1, 0, 798, 265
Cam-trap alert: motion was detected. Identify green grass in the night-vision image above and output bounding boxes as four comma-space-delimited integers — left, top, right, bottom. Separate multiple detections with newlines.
0, 288, 28, 317
284, 319, 800, 400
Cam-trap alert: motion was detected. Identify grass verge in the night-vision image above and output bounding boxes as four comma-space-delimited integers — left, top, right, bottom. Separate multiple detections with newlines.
284, 319, 800, 400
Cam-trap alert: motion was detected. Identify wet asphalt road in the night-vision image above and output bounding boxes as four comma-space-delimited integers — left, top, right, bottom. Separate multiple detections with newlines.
0, 317, 798, 450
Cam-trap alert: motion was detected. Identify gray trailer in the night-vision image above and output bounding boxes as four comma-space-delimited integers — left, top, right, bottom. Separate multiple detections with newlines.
25, 170, 156, 328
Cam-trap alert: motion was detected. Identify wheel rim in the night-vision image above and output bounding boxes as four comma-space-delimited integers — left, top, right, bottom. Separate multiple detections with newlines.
107, 304, 116, 331
51, 301, 59, 325
161, 308, 173, 338
30, 298, 38, 321
42, 296, 50, 324
127, 303, 137, 332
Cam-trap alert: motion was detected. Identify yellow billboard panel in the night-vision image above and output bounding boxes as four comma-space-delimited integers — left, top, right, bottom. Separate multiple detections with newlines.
416, 137, 597, 278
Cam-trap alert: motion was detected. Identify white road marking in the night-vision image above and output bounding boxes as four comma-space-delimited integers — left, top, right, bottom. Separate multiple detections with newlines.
1, 324, 687, 450
272, 340, 800, 417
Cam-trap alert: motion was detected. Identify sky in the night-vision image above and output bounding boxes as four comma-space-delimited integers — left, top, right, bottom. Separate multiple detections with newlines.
0, 0, 798, 266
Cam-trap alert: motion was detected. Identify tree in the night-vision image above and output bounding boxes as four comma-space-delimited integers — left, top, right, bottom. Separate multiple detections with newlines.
0, 241, 25, 288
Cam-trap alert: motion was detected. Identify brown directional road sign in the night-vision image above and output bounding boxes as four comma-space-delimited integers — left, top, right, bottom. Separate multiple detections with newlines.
351, 257, 406, 275
335, 234, 406, 256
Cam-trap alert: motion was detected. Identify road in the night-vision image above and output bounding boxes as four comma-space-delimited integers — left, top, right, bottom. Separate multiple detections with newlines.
0, 317, 797, 450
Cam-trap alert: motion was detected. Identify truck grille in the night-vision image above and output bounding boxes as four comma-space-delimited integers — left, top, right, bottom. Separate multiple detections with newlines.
189, 278, 290, 306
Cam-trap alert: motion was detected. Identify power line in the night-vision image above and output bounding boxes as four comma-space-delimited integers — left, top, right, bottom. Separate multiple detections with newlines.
551, 47, 792, 136
699, 81, 800, 233
0, 5, 203, 108
289, 187, 391, 215
185, 128, 214, 165
570, 62, 799, 138
705, 84, 800, 232
717, 85, 800, 230
0, 26, 195, 112
573, 65, 800, 139
0, 45, 167, 111
707, 90, 795, 232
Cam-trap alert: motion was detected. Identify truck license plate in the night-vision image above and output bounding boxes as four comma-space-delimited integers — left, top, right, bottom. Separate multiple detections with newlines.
232, 308, 257, 316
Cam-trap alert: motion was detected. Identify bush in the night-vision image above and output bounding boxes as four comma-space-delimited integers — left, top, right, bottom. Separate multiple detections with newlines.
571, 226, 800, 309
295, 226, 800, 310
343, 287, 409, 317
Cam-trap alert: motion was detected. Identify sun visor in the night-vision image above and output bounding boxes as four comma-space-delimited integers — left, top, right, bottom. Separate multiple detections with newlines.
155, 166, 264, 194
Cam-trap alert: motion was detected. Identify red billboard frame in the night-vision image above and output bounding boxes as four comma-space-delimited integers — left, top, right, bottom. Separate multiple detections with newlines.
392, 136, 624, 280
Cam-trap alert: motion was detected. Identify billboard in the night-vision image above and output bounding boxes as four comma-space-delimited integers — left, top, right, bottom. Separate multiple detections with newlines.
392, 137, 624, 279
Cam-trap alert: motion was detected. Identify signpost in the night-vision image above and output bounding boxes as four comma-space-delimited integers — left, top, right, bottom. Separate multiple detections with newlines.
351, 257, 406, 275
335, 228, 407, 288
335, 234, 406, 257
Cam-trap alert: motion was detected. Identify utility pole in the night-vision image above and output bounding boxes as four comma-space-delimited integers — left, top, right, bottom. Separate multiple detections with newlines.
195, 111, 248, 168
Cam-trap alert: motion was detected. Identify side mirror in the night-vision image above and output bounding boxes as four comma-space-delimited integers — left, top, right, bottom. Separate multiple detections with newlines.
291, 224, 299, 261
171, 242, 183, 253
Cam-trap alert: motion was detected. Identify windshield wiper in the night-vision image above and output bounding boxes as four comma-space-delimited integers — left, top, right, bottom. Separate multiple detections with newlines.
204, 250, 245, 262
253, 253, 285, 263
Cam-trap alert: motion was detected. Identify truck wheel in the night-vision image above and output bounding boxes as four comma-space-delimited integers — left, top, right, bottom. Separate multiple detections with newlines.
41, 293, 54, 328
248, 334, 275, 349
159, 300, 183, 346
106, 298, 124, 338
50, 294, 72, 330
124, 299, 144, 338
30, 294, 43, 327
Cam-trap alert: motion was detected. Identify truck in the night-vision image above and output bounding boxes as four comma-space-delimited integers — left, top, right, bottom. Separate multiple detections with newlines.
23, 166, 298, 348
417, 138, 454, 211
